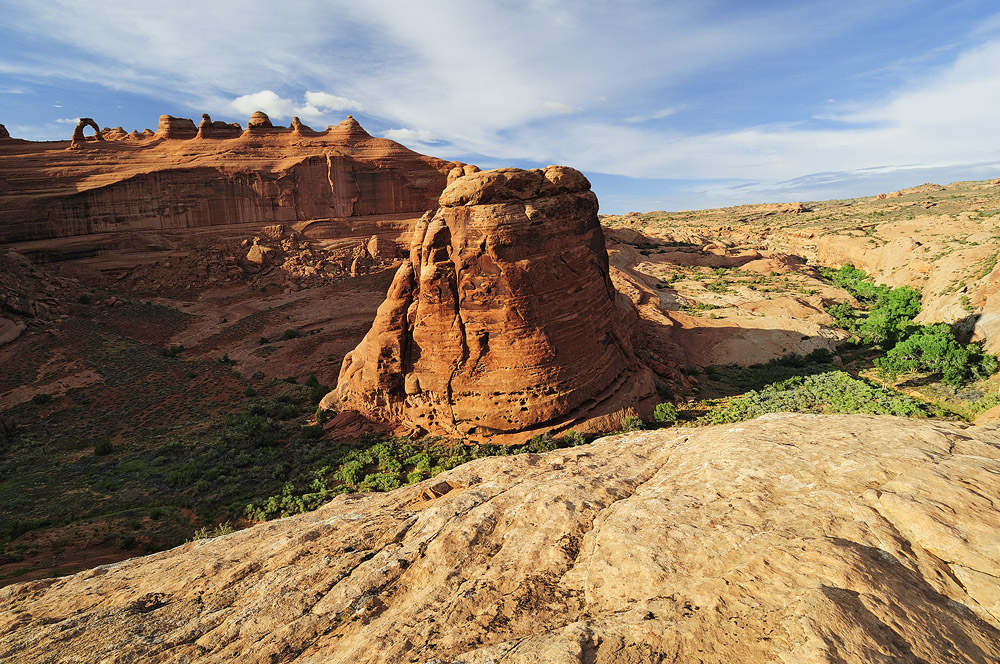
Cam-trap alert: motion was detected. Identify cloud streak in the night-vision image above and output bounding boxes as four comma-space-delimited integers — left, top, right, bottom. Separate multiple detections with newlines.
1, 1, 999, 210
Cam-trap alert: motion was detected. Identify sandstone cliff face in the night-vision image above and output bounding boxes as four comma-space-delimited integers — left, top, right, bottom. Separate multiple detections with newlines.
2, 414, 998, 663
0, 114, 464, 245
335, 166, 656, 440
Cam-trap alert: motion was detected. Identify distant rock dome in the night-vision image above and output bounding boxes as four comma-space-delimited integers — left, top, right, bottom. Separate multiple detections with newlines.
247, 111, 273, 129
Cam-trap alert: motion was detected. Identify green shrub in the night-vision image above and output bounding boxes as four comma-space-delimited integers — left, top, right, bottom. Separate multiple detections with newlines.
702, 371, 928, 424
30, 393, 54, 405
300, 424, 323, 440
94, 438, 113, 456
362, 472, 402, 492
653, 403, 679, 423
340, 460, 365, 486
875, 324, 999, 388
620, 415, 644, 432
527, 434, 556, 453
158, 344, 185, 358
280, 328, 302, 341
244, 386, 257, 397
259, 336, 270, 346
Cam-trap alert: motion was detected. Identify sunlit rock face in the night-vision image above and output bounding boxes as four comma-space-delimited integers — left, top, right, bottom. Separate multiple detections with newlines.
335, 165, 657, 441
0, 114, 467, 244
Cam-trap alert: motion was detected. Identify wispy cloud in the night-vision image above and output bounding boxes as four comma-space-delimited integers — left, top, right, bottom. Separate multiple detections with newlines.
2, 1, 999, 211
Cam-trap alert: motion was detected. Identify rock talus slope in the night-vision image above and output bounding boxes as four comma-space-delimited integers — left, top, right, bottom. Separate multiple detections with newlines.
334, 166, 657, 440
1, 414, 999, 662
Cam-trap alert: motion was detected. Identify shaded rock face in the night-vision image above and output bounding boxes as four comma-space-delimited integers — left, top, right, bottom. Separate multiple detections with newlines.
336, 166, 656, 440
2, 414, 999, 663
0, 124, 10, 140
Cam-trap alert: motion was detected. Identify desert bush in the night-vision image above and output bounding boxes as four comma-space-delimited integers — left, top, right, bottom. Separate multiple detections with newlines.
158, 344, 185, 358
653, 403, 679, 423
702, 371, 928, 424
875, 324, 1000, 388
94, 438, 113, 456
619, 415, 644, 432
280, 328, 302, 341
189, 521, 235, 541
527, 434, 556, 453
362, 472, 402, 492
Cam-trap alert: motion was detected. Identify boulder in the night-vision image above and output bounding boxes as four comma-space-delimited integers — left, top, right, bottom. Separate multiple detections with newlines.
365, 235, 399, 262
335, 166, 657, 441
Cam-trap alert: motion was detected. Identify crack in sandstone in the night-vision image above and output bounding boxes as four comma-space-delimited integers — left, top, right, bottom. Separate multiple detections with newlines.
564, 434, 688, 608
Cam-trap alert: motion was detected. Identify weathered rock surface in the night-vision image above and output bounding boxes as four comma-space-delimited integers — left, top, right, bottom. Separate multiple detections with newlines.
153, 114, 198, 140
2, 414, 998, 663
69, 117, 102, 149
0, 113, 467, 247
196, 113, 242, 139
0, 123, 10, 140
335, 166, 656, 440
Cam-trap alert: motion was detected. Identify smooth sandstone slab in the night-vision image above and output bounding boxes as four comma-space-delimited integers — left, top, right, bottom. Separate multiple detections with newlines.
1, 413, 999, 663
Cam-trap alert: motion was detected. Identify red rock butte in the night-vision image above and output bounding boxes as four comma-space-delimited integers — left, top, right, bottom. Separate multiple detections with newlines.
333, 166, 657, 441
0, 112, 470, 250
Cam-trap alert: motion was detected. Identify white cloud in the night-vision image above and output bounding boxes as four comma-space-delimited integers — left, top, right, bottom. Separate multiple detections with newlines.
55, 117, 80, 124
304, 91, 362, 112
542, 101, 575, 114
3, 1, 1000, 210
382, 128, 437, 144
230, 90, 297, 119
229, 89, 362, 123
625, 107, 677, 123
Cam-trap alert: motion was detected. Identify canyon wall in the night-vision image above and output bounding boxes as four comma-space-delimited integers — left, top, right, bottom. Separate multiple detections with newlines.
0, 114, 464, 245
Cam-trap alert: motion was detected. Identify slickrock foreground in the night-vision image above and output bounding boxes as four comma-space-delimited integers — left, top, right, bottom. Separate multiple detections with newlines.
334, 166, 656, 440
2, 413, 999, 663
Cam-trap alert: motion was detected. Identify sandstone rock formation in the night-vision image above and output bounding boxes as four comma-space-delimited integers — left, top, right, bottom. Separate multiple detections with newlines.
335, 166, 656, 440
289, 116, 313, 133
196, 113, 242, 139
153, 115, 198, 140
246, 110, 274, 130
0, 124, 9, 140
2, 414, 998, 663
69, 117, 102, 149
0, 113, 470, 248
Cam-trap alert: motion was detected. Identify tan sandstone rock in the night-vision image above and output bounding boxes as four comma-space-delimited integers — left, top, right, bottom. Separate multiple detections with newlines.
153, 115, 198, 140
335, 166, 657, 441
1, 414, 998, 663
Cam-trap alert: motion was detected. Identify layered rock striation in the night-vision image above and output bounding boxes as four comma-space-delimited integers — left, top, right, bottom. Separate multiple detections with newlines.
2, 414, 999, 663
0, 113, 466, 245
334, 166, 656, 440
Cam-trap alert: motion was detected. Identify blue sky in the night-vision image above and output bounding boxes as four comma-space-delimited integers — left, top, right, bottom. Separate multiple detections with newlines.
2, 1, 1000, 213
